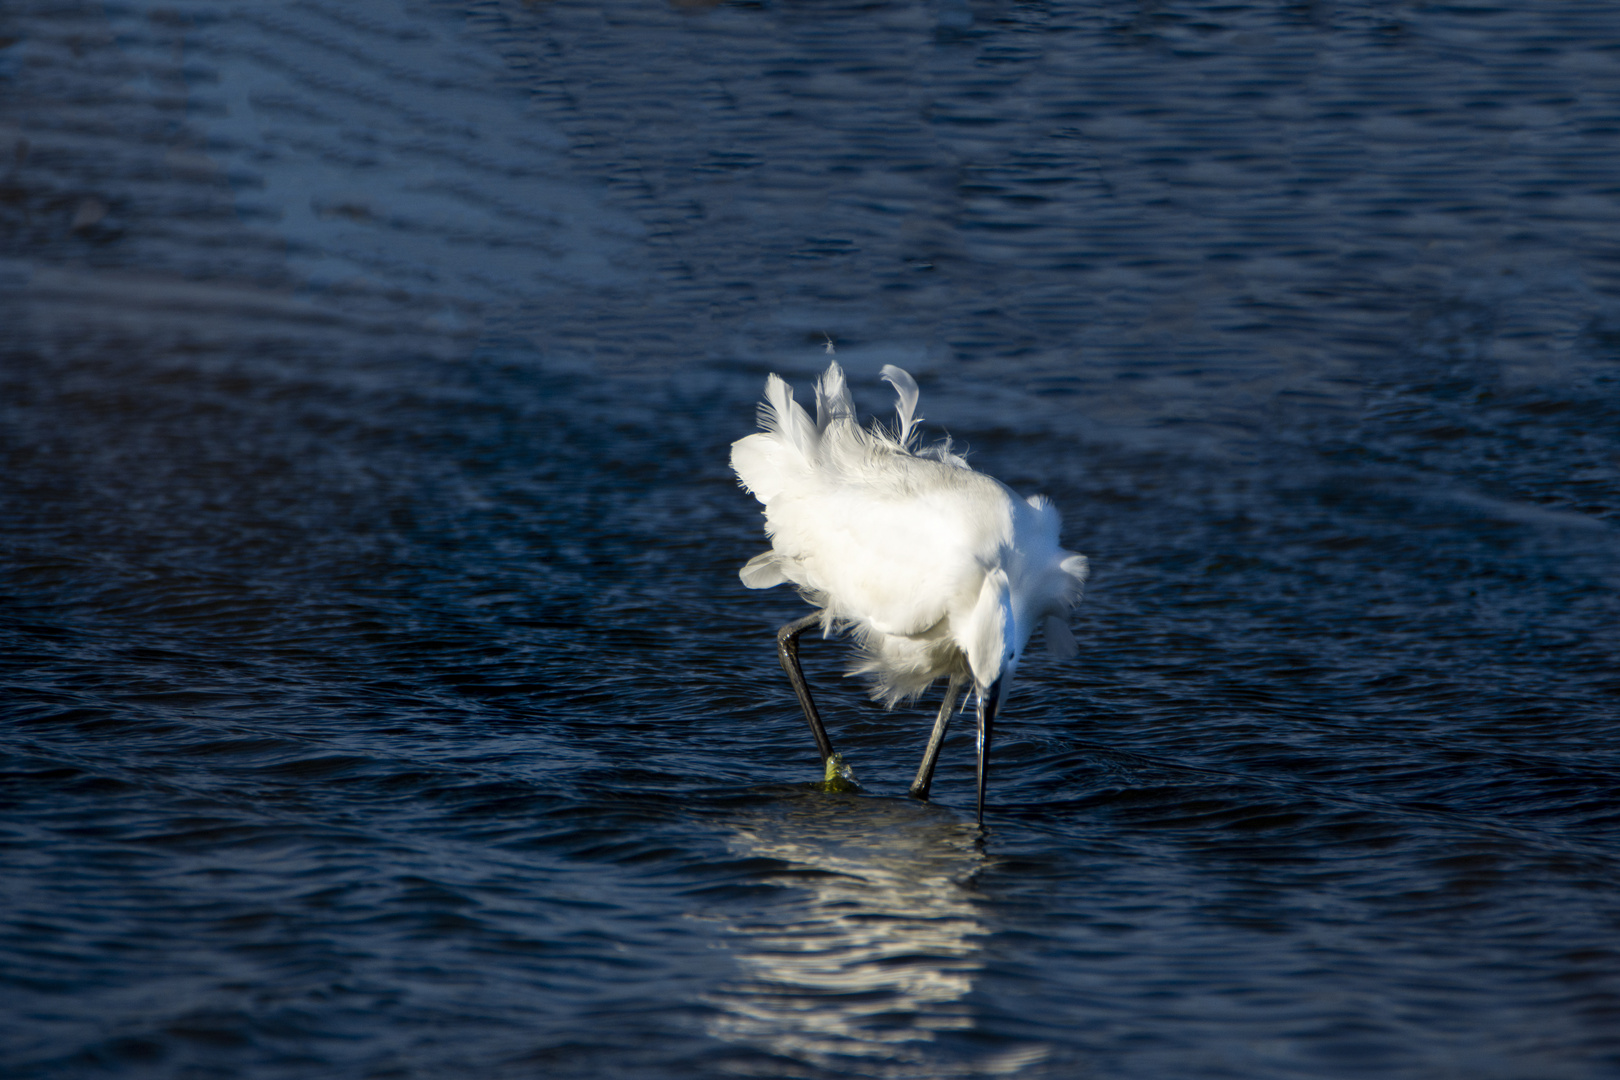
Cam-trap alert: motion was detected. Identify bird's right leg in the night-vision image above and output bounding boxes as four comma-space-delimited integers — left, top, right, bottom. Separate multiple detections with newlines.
777, 612, 834, 763
908, 673, 965, 801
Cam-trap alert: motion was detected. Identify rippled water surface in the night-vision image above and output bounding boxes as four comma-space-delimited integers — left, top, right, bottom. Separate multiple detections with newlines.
4, 1, 1620, 1077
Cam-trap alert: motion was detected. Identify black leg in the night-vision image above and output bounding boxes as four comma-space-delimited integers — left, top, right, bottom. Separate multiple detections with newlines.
908, 673, 964, 801
777, 612, 834, 763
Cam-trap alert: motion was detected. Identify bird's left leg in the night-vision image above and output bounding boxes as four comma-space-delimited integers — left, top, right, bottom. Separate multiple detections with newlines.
908, 673, 965, 801
777, 612, 834, 763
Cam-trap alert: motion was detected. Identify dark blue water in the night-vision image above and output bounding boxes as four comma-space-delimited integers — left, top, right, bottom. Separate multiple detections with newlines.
4, 1, 1620, 1076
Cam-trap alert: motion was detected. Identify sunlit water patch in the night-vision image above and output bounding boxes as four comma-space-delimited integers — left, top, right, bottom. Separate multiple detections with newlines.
704, 798, 999, 1075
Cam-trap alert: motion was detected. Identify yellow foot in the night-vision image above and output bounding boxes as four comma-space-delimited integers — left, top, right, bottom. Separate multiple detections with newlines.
816, 752, 860, 793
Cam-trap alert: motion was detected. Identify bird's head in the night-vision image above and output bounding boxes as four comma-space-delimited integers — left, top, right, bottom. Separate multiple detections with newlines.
964, 567, 1017, 696
962, 542, 1088, 825
963, 550, 1089, 696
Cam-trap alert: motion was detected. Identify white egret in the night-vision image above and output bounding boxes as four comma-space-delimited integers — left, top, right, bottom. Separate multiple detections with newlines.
731, 361, 1089, 824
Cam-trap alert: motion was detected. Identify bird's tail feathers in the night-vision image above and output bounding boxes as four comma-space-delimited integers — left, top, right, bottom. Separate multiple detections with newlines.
736, 363, 954, 505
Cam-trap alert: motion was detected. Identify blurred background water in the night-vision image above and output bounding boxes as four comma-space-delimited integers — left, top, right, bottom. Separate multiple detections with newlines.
2, 1, 1619, 1077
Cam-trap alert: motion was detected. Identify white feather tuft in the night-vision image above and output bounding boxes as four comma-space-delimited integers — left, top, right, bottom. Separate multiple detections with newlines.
739, 552, 788, 589
815, 361, 854, 432
732, 373, 821, 505
879, 365, 922, 449
760, 374, 818, 460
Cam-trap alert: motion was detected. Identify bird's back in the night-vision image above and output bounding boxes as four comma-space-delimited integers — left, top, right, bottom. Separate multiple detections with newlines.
752, 430, 1013, 633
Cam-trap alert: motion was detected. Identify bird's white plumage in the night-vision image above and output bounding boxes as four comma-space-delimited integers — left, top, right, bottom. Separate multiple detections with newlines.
732, 361, 1088, 707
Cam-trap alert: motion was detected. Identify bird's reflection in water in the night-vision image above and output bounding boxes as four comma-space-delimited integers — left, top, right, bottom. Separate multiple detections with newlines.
705, 795, 1047, 1077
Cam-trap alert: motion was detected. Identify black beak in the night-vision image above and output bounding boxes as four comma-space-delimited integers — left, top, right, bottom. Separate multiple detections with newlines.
975, 675, 1003, 827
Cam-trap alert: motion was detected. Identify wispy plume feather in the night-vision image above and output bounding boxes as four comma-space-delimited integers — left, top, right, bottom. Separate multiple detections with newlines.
814, 361, 854, 432
759, 374, 818, 460
879, 365, 921, 449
